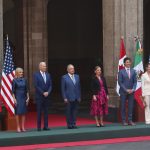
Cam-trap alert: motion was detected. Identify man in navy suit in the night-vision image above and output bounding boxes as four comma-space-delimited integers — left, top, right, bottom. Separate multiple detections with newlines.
33, 62, 52, 131
118, 57, 137, 126
61, 64, 81, 129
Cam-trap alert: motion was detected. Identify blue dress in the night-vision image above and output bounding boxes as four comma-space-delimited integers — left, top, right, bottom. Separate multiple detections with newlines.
12, 78, 28, 115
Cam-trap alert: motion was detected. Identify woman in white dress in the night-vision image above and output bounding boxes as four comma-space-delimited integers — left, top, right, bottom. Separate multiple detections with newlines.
141, 63, 150, 124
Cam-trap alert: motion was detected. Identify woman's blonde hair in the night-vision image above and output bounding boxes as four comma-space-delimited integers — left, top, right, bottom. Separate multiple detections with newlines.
15, 67, 23, 78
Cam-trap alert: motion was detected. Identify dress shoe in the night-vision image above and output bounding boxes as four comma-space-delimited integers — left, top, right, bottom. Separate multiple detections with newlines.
128, 121, 136, 126
122, 122, 128, 126
43, 127, 50, 131
72, 126, 78, 129
37, 128, 41, 131
67, 126, 73, 129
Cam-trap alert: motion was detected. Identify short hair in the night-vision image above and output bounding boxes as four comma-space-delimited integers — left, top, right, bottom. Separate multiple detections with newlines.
39, 62, 46, 67
15, 67, 23, 73
67, 64, 74, 70
15, 67, 23, 77
124, 57, 131, 64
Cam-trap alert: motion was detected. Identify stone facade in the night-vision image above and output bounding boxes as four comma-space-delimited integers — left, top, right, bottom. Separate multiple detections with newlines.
103, 0, 143, 87
0, 0, 3, 76
0, 0, 144, 106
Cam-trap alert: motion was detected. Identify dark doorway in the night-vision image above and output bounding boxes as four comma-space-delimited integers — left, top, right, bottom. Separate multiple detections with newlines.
47, 0, 103, 106
143, 0, 150, 65
3, 0, 24, 67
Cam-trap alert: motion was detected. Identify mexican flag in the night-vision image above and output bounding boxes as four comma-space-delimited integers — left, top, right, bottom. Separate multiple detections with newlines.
133, 38, 144, 109
116, 37, 126, 95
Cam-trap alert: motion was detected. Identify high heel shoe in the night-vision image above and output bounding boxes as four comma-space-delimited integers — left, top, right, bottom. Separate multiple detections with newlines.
22, 128, 26, 132
17, 128, 21, 133
100, 123, 105, 127
96, 124, 100, 127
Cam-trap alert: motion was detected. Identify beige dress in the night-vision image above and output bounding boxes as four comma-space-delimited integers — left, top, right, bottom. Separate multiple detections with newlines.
141, 72, 150, 124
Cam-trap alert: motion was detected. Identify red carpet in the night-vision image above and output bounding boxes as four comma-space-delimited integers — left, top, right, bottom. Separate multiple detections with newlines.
2, 136, 150, 150
26, 112, 96, 128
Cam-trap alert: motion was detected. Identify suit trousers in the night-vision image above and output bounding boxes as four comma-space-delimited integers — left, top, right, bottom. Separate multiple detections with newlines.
36, 98, 49, 129
120, 93, 134, 122
66, 100, 79, 127
144, 95, 150, 124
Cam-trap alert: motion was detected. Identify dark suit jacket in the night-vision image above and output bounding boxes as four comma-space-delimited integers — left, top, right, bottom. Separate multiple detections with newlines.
118, 68, 137, 95
91, 76, 109, 95
33, 71, 52, 100
61, 74, 81, 101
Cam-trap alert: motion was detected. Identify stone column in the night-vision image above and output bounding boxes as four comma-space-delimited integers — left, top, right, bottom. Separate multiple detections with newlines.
0, 0, 3, 76
103, 0, 143, 87
102, 0, 143, 109
22, 0, 48, 95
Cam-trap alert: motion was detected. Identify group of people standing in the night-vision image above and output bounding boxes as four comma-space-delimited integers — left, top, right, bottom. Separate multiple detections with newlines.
12, 58, 150, 132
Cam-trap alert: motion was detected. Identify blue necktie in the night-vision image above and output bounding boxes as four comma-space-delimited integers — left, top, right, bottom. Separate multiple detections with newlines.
43, 72, 46, 83
71, 75, 76, 84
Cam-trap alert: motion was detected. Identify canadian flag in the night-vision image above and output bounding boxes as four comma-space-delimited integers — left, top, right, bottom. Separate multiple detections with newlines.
116, 37, 127, 95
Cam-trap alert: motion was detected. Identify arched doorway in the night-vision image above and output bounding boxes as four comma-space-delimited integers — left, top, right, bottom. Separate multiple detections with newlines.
144, 0, 150, 65
47, 0, 103, 110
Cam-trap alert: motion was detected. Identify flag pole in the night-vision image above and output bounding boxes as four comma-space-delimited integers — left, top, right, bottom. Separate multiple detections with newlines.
6, 34, 8, 40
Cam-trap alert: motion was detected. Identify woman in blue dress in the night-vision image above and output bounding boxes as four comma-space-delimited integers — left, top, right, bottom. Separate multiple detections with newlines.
12, 68, 29, 132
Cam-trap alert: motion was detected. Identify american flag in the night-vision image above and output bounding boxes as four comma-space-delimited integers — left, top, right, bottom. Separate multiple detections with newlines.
0, 37, 15, 115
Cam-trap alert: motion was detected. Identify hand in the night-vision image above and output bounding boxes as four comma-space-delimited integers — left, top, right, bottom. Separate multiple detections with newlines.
43, 92, 49, 97
126, 89, 133, 94
107, 95, 109, 100
14, 98, 17, 105
143, 100, 147, 108
93, 95, 97, 101
141, 96, 147, 108
26, 98, 29, 106
64, 99, 68, 103
141, 96, 145, 100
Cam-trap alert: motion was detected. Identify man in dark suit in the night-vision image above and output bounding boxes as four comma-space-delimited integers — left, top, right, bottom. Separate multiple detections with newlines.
61, 64, 81, 129
33, 62, 52, 131
118, 57, 137, 126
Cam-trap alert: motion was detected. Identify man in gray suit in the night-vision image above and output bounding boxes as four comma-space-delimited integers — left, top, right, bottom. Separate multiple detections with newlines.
118, 57, 137, 126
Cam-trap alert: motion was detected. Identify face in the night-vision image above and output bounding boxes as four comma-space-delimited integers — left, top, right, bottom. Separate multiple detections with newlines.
95, 67, 102, 76
17, 70, 23, 78
147, 65, 150, 73
67, 65, 75, 75
39, 63, 47, 72
124, 60, 131, 68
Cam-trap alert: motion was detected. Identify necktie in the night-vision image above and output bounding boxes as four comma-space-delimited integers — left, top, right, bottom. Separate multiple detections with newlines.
127, 69, 130, 78
71, 75, 76, 84
43, 72, 46, 83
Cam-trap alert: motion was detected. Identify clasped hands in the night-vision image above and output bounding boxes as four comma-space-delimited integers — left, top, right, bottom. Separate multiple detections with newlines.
126, 89, 134, 94
43, 92, 49, 97
92, 95, 109, 101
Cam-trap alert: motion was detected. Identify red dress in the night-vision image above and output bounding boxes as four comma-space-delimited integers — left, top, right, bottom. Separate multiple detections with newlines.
90, 78, 108, 116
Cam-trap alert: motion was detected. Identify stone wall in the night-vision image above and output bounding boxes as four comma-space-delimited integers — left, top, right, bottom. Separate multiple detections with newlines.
0, 0, 3, 76
22, 0, 48, 95
103, 0, 143, 88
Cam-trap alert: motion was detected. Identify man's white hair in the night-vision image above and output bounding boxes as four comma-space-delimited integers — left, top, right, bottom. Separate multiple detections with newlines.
67, 64, 74, 70
39, 62, 46, 67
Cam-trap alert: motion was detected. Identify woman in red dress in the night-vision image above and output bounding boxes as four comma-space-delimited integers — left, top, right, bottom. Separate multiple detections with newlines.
90, 66, 109, 127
